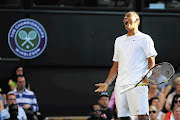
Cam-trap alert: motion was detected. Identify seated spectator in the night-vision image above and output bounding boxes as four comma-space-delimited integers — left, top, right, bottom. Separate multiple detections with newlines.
6, 93, 27, 120
98, 92, 113, 120
149, 105, 159, 120
163, 67, 180, 97
148, 85, 166, 111
165, 77, 180, 111
8, 75, 38, 120
165, 94, 180, 120
0, 96, 10, 120
87, 104, 107, 120
149, 97, 166, 120
8, 66, 30, 91
0, 94, 4, 110
172, 105, 180, 120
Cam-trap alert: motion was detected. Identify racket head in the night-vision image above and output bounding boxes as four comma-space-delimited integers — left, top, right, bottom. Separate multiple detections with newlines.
145, 62, 175, 85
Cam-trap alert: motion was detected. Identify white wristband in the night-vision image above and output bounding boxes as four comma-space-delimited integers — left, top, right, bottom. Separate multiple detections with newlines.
145, 69, 152, 78
104, 83, 109, 87
144, 69, 149, 75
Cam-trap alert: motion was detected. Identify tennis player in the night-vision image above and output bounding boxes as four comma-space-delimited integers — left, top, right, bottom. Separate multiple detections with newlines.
95, 11, 157, 120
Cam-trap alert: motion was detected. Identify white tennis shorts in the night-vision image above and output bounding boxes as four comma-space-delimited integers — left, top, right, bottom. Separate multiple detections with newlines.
114, 85, 149, 118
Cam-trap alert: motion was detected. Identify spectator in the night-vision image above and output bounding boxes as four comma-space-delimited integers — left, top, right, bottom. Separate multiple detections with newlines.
164, 66, 180, 97
165, 77, 180, 111
172, 105, 180, 120
98, 92, 113, 120
149, 105, 159, 120
0, 94, 4, 110
87, 104, 107, 120
6, 93, 27, 120
165, 94, 180, 120
149, 97, 166, 120
0, 96, 10, 120
148, 85, 166, 111
8, 66, 30, 91
8, 75, 38, 120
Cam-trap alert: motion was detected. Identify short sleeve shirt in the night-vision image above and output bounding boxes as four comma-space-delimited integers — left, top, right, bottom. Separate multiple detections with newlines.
113, 31, 157, 86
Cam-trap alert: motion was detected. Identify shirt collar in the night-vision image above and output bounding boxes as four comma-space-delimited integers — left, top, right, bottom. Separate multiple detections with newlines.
14, 88, 28, 93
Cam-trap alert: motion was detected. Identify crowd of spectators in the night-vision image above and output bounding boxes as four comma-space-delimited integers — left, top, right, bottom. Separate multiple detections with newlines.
0, 65, 46, 120
1, 65, 180, 120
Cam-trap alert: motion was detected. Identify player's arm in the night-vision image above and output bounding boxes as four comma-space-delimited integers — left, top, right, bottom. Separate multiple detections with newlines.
95, 62, 118, 92
142, 56, 155, 83
147, 56, 155, 69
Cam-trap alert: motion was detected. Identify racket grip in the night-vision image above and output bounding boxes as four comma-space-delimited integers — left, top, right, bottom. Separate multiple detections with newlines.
120, 84, 135, 94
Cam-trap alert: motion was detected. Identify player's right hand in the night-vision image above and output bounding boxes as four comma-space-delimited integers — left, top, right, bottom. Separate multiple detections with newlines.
95, 83, 108, 92
142, 76, 148, 84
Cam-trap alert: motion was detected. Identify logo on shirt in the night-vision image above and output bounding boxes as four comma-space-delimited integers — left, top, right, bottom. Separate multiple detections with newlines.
133, 40, 138, 41
8, 19, 47, 59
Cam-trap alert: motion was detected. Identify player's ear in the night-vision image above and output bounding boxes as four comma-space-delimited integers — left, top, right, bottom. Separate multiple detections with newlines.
134, 19, 138, 23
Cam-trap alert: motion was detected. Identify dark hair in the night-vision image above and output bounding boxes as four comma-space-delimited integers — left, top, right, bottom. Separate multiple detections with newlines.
171, 94, 180, 110
16, 75, 26, 82
11, 65, 24, 76
149, 97, 159, 106
11, 65, 25, 83
90, 104, 100, 112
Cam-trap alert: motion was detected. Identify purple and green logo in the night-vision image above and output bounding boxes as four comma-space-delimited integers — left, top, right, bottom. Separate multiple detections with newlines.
8, 19, 47, 59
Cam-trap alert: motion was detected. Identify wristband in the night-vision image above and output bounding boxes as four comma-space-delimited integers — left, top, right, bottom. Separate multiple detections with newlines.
144, 69, 149, 75
104, 83, 109, 87
145, 69, 152, 78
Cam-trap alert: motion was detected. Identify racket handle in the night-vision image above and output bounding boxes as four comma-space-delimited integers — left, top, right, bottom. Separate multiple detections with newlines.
120, 84, 135, 94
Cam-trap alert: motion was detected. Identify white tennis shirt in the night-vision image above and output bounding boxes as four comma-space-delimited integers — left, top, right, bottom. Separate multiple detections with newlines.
113, 31, 157, 86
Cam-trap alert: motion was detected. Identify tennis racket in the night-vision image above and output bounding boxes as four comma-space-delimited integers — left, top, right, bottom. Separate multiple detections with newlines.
119, 62, 175, 94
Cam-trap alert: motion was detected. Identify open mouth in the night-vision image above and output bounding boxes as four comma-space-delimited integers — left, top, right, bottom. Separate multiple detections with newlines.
125, 20, 128, 25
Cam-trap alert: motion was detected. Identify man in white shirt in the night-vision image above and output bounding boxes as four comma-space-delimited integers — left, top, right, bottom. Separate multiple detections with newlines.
6, 93, 27, 120
95, 11, 157, 120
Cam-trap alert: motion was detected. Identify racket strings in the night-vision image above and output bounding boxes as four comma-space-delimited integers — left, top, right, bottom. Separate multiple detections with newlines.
146, 63, 175, 85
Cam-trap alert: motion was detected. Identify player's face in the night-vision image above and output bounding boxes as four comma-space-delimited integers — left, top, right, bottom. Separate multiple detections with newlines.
98, 96, 109, 108
123, 12, 138, 31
